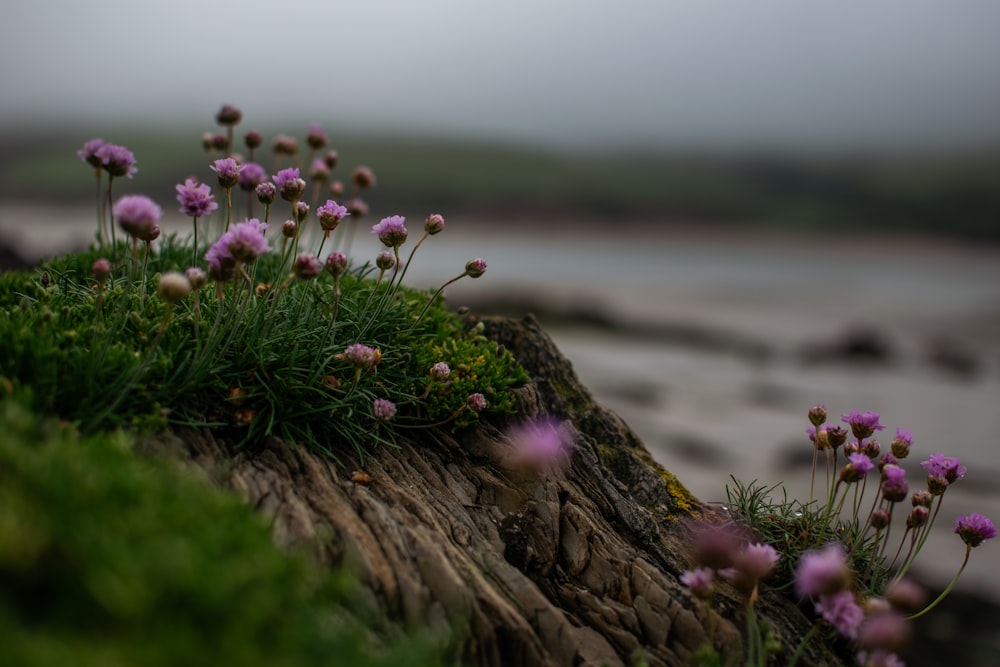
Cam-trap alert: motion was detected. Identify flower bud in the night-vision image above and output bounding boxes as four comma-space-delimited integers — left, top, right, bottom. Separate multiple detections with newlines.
906, 505, 929, 529
293, 253, 323, 280
465, 258, 487, 278
92, 258, 112, 284
808, 404, 827, 427
293, 201, 310, 223
430, 362, 450, 381
329, 180, 345, 197
306, 123, 328, 150
325, 252, 348, 278
324, 150, 339, 169
272, 134, 298, 156
157, 271, 191, 305
927, 475, 949, 496
244, 130, 263, 150
375, 250, 395, 271
215, 104, 242, 126
255, 182, 277, 205
346, 198, 368, 219
870, 508, 891, 530
281, 220, 297, 239
352, 166, 375, 190
826, 425, 848, 449
911, 490, 933, 508
466, 393, 487, 412
424, 213, 445, 235
184, 267, 207, 290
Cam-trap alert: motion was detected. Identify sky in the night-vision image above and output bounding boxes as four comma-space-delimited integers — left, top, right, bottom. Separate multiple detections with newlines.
3, 0, 1000, 154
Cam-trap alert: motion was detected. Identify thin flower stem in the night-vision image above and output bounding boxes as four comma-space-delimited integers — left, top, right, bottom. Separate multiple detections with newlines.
412, 273, 466, 327
907, 546, 970, 620
895, 494, 945, 581
224, 187, 233, 232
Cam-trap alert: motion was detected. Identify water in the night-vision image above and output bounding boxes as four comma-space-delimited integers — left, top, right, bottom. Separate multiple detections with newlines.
4, 206, 1000, 597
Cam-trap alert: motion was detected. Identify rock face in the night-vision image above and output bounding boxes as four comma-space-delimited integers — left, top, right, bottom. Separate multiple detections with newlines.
174, 314, 844, 667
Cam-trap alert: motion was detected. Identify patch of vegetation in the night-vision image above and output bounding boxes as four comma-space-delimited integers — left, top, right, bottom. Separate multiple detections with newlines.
0, 399, 445, 667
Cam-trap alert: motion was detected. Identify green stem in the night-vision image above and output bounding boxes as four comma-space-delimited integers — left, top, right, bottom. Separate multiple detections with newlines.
908, 546, 970, 620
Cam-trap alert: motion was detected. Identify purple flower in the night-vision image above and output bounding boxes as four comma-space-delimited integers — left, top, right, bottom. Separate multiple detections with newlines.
185, 266, 207, 290
815, 589, 864, 639
430, 362, 450, 381
346, 198, 369, 219
371, 215, 408, 248
794, 542, 850, 598
342, 343, 379, 368
680, 567, 715, 599
506, 417, 573, 471
226, 219, 271, 263
466, 393, 487, 412
465, 258, 487, 278
113, 194, 161, 241
255, 182, 277, 205
210, 157, 242, 189
292, 253, 323, 280
372, 398, 397, 422
272, 134, 298, 155
238, 162, 268, 191
272, 167, 305, 202
731, 542, 780, 581
309, 158, 330, 182
954, 513, 997, 548
841, 410, 886, 440
880, 464, 909, 503
890, 428, 912, 458
317, 200, 349, 232
76, 138, 105, 168
857, 611, 911, 654
92, 257, 111, 283
920, 453, 967, 484
840, 452, 874, 483
352, 166, 375, 189
807, 423, 829, 448
306, 122, 328, 150
176, 178, 218, 218
97, 143, 137, 179
325, 252, 348, 278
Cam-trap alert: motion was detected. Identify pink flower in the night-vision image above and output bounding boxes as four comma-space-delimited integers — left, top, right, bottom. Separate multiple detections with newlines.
841, 410, 885, 439
465, 258, 487, 278
794, 542, 850, 598
97, 143, 137, 178
954, 513, 996, 548
292, 253, 323, 280
342, 343, 379, 369
325, 252, 348, 278
210, 157, 242, 188
113, 194, 161, 241
371, 215, 408, 248
237, 162, 268, 191
373, 398, 397, 422
920, 453, 967, 484
317, 200, 348, 232
506, 417, 573, 471
680, 567, 714, 599
224, 219, 271, 263
76, 138, 105, 168
815, 589, 864, 639
273, 167, 305, 202
176, 177, 218, 218
466, 393, 487, 412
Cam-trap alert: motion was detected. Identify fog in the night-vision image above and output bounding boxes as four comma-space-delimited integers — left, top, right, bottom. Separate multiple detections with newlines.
3, 0, 1000, 153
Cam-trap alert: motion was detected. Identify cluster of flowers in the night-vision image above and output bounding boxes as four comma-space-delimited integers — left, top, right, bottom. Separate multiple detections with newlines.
76, 104, 492, 429
681, 407, 995, 667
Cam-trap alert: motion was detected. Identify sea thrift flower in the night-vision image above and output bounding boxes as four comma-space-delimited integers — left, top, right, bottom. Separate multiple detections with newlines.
680, 567, 715, 599
878, 452, 899, 470
375, 250, 395, 271
815, 589, 864, 639
255, 182, 277, 205
373, 398, 396, 422
272, 134, 298, 156
156, 271, 191, 305
465, 258, 487, 278
906, 506, 929, 530
292, 253, 323, 280
113, 195, 162, 241
862, 438, 881, 458
281, 220, 297, 239
209, 133, 229, 152
890, 428, 912, 458
215, 103, 242, 126
807, 423, 830, 449
324, 150, 339, 169
185, 267, 207, 290
871, 508, 891, 530
856, 650, 906, 667
885, 578, 927, 614
238, 162, 268, 191
954, 513, 997, 548
372, 215, 408, 248
317, 200, 348, 232
175, 177, 218, 218
346, 198, 369, 219
857, 611, 912, 654
880, 465, 909, 503
721, 542, 780, 597
306, 122, 328, 150
292, 201, 309, 223
77, 138, 105, 168
92, 257, 112, 284
842, 410, 886, 440
309, 158, 330, 182
911, 490, 932, 508
808, 404, 827, 426
330, 180, 345, 197
273, 167, 306, 202
342, 343, 379, 369
424, 213, 445, 235
466, 393, 487, 412
352, 165, 375, 189
920, 453, 967, 484
826, 425, 849, 449
506, 417, 573, 471
97, 143, 137, 178
325, 252, 348, 278
244, 130, 263, 151
224, 219, 271, 263
794, 542, 851, 598
210, 157, 242, 189
430, 362, 450, 381
840, 452, 874, 484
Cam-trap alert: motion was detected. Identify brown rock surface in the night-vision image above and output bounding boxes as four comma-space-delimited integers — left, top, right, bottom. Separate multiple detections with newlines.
168, 314, 844, 667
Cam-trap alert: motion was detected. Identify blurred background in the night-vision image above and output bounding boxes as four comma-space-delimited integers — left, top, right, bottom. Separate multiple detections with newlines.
2, 1, 999, 663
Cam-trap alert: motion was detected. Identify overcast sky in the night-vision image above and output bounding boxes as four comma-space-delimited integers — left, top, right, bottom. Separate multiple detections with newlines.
3, 0, 1000, 153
